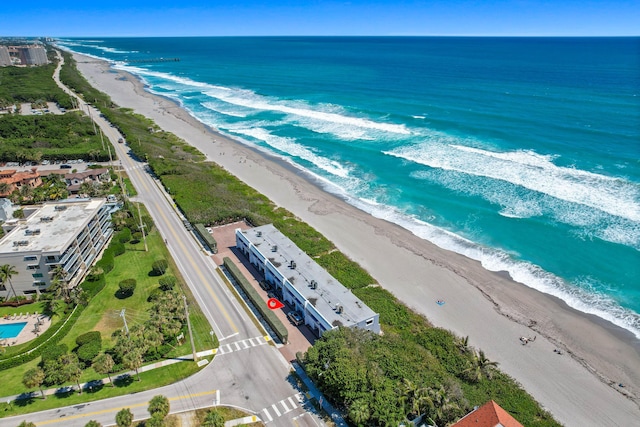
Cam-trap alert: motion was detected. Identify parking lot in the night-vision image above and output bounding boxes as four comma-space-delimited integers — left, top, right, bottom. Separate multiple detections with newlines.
210, 222, 317, 362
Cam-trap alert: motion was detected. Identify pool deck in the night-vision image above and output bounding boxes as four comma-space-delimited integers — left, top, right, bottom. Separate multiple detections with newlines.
0, 312, 52, 346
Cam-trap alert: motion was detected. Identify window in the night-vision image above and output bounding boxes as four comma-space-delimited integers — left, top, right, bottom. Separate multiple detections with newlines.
24, 255, 37, 261
366, 318, 374, 326
33, 281, 46, 287
27, 265, 40, 270
32, 273, 43, 278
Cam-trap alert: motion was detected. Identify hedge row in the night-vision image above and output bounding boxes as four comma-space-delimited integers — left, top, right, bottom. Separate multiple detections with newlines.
195, 224, 217, 253
223, 257, 288, 344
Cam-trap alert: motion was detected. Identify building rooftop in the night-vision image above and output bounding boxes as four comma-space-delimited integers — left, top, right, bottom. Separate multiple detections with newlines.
451, 400, 524, 427
0, 199, 105, 254
241, 224, 377, 328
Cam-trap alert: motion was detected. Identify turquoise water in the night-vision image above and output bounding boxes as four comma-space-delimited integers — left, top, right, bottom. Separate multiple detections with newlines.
57, 37, 640, 338
0, 321, 27, 339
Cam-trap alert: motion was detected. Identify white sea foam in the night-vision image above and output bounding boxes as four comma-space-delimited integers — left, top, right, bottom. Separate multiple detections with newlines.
109, 61, 413, 141
386, 141, 640, 222
201, 102, 250, 118
411, 166, 640, 250
336, 196, 640, 339
230, 127, 351, 178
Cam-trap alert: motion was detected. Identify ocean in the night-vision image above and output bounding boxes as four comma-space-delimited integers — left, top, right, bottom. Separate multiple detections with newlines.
56, 37, 640, 338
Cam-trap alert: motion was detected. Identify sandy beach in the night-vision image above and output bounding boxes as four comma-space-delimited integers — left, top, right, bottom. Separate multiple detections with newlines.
72, 52, 639, 426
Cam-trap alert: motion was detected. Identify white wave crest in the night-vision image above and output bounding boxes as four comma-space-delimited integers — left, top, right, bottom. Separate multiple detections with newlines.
386, 142, 640, 222
340, 197, 640, 339
201, 102, 249, 118
230, 127, 350, 178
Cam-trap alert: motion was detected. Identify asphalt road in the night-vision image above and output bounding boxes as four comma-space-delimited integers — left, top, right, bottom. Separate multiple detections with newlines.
0, 51, 325, 427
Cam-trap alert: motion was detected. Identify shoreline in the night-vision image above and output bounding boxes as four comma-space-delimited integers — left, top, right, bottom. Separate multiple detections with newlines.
72, 52, 640, 426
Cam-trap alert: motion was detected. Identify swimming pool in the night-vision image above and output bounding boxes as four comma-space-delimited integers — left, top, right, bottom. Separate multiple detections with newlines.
0, 322, 27, 339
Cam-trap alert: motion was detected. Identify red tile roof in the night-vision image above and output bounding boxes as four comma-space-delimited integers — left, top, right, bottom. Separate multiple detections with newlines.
452, 400, 524, 427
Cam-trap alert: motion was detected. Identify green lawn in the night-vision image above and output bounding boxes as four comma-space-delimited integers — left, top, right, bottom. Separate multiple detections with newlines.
1, 361, 203, 417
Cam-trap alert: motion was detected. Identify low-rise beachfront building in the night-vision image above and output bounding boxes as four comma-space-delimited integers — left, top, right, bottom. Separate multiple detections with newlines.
236, 224, 380, 337
0, 199, 113, 298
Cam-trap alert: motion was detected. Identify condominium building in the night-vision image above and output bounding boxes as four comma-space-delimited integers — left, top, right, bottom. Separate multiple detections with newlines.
16, 45, 48, 66
0, 46, 11, 67
0, 199, 113, 297
236, 224, 380, 337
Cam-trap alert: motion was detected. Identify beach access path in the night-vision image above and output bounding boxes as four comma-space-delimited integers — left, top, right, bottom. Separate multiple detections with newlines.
72, 52, 640, 427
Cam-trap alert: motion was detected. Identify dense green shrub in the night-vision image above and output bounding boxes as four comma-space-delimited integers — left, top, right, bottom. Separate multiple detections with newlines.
40, 344, 68, 363
158, 275, 177, 291
117, 279, 137, 298
75, 331, 101, 347
96, 249, 114, 274
117, 227, 132, 243
147, 288, 163, 302
112, 241, 126, 256
151, 259, 168, 276
81, 274, 106, 298
77, 340, 102, 365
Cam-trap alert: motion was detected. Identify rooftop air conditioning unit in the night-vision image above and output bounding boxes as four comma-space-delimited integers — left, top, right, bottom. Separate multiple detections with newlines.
290, 260, 296, 269
310, 280, 317, 289
272, 245, 278, 252
256, 231, 262, 237
54, 205, 67, 211
336, 304, 343, 314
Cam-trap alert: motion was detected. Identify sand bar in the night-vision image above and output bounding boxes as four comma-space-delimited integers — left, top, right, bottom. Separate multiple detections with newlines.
71, 52, 640, 426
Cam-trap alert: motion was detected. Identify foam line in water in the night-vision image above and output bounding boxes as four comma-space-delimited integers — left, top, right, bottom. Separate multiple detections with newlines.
386, 141, 640, 222
108, 64, 409, 137
230, 127, 351, 178
342, 196, 640, 339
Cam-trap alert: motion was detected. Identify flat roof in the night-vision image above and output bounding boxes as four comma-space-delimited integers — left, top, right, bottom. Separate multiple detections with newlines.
240, 224, 377, 328
0, 199, 105, 254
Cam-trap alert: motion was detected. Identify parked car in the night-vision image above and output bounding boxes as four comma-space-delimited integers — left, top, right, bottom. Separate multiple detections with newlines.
118, 138, 124, 143
287, 311, 303, 326
60, 164, 72, 169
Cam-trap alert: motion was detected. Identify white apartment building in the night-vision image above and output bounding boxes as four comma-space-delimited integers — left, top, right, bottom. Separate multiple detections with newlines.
236, 224, 380, 337
0, 199, 113, 297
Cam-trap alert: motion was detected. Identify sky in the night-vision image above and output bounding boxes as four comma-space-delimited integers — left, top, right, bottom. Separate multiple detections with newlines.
2, 1, 639, 37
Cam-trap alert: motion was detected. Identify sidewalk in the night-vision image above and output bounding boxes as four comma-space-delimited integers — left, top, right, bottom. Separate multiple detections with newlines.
3, 348, 214, 402
292, 362, 348, 427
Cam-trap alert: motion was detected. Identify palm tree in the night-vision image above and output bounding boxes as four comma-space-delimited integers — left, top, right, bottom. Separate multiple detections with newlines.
0, 264, 19, 299
428, 386, 461, 426
348, 398, 371, 426
22, 367, 46, 399
456, 335, 471, 354
463, 350, 498, 382
115, 408, 133, 427
148, 395, 170, 419
92, 353, 115, 386
50, 265, 69, 301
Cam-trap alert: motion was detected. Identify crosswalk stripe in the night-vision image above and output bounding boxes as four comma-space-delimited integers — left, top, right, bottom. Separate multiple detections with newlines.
242, 340, 250, 349
262, 408, 273, 422
224, 344, 232, 353
234, 342, 241, 351
248, 337, 256, 346
281, 399, 291, 414
288, 396, 296, 408
271, 404, 281, 417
